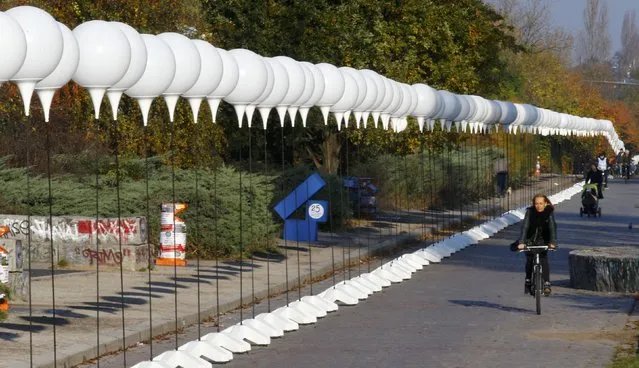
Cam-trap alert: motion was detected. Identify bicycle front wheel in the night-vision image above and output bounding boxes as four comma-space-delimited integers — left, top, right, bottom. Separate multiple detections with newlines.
535, 265, 542, 315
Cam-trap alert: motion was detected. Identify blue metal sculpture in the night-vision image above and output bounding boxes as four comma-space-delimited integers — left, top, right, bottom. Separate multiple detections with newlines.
274, 172, 328, 242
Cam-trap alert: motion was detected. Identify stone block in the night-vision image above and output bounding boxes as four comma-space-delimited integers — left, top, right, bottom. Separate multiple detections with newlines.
569, 247, 639, 292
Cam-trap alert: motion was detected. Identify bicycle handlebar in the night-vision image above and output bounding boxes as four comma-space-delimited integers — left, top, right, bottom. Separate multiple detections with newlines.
518, 245, 556, 252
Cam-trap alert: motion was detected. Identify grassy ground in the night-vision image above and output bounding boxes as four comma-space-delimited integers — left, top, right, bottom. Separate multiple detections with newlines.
611, 297, 639, 368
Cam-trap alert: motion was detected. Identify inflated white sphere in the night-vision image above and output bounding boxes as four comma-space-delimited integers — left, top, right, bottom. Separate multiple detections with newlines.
225, 48, 269, 105
6, 6, 63, 82
36, 22, 79, 90
125, 35, 176, 98
72, 20, 131, 88
35, 22, 79, 122
0, 11, 27, 82
315, 63, 345, 107
108, 22, 147, 91
158, 32, 201, 96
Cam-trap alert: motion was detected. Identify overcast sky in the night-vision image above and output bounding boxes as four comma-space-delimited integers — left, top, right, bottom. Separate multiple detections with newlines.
548, 0, 639, 55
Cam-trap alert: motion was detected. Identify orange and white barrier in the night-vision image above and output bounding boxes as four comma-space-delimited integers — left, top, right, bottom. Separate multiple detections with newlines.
155, 203, 188, 267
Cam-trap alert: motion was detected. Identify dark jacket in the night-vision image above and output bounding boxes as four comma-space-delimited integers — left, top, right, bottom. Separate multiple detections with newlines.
585, 168, 602, 185
510, 206, 557, 251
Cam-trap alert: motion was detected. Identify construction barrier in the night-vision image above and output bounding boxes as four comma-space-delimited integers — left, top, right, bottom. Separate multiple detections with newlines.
156, 203, 188, 267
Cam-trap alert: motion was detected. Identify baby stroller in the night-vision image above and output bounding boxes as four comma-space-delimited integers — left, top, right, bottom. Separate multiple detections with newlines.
580, 183, 601, 218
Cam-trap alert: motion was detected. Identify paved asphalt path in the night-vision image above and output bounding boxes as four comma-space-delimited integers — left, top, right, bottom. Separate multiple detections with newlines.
89, 178, 639, 368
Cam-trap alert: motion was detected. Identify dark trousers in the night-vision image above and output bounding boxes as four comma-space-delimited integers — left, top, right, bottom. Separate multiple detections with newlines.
496, 172, 508, 196
525, 252, 550, 282
602, 170, 608, 186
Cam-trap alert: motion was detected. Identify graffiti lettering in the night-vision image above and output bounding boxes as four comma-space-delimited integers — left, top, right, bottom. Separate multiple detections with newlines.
0, 217, 143, 244
81, 248, 132, 265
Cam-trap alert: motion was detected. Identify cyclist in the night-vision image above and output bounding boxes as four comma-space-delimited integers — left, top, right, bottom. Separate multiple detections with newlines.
510, 194, 557, 296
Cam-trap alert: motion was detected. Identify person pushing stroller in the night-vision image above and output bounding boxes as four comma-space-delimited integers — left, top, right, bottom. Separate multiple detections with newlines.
585, 163, 603, 199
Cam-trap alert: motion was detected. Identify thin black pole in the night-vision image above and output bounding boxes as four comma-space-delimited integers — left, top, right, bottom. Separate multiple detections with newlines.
143, 123, 153, 356
213, 136, 220, 332
238, 120, 244, 324
264, 117, 271, 312
281, 123, 289, 305
26, 111, 33, 367
193, 117, 202, 339
93, 115, 101, 368
248, 122, 255, 319
112, 118, 127, 365
169, 117, 178, 350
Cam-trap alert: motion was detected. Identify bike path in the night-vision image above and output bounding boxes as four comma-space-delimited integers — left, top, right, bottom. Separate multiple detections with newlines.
210, 179, 639, 368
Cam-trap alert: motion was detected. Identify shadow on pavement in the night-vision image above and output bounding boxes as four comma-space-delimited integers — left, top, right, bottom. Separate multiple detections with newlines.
19, 316, 70, 326
449, 299, 531, 314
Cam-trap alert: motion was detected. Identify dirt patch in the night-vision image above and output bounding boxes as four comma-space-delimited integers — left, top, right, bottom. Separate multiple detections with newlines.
529, 329, 634, 344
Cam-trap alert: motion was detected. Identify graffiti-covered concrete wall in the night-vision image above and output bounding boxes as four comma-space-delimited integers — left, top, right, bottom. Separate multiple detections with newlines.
0, 215, 149, 271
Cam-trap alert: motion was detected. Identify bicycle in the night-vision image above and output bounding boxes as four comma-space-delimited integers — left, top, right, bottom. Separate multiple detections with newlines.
520, 245, 555, 315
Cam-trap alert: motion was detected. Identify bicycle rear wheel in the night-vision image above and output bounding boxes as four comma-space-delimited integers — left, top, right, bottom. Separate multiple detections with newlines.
535, 265, 542, 315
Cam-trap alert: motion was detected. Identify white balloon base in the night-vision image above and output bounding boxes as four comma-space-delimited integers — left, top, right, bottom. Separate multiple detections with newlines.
289, 299, 327, 318
301, 295, 339, 312
223, 324, 270, 346
318, 285, 359, 305
179, 340, 233, 363
153, 350, 209, 368
201, 332, 251, 353
273, 305, 317, 324
361, 272, 392, 287
130, 361, 171, 368
242, 318, 284, 337
352, 275, 382, 292
256, 312, 299, 332
372, 267, 404, 283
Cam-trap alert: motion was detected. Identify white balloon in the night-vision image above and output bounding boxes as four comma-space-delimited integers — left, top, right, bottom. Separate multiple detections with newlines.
382, 81, 403, 130
341, 67, 366, 127
258, 58, 290, 128
225, 49, 269, 125
157, 32, 202, 122
315, 63, 345, 124
411, 84, 440, 131
353, 70, 379, 127
246, 57, 274, 127
206, 48, 239, 123
330, 68, 360, 130
298, 62, 325, 126
272, 56, 305, 125
35, 22, 80, 122
6, 6, 64, 116
73, 20, 131, 119
124, 35, 177, 126
182, 40, 224, 123
289, 62, 315, 121
361, 70, 386, 126
0, 11, 27, 82
106, 22, 148, 120
377, 77, 395, 128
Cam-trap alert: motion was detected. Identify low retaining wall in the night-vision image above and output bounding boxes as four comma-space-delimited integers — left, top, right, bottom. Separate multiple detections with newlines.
0, 215, 149, 271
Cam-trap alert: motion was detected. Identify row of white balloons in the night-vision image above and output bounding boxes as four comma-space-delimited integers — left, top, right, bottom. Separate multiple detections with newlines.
0, 6, 623, 152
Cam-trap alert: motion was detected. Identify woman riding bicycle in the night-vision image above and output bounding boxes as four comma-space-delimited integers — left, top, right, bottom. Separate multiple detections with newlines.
510, 194, 557, 296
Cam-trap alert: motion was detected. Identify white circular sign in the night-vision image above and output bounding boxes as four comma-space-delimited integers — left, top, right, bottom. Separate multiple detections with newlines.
308, 203, 325, 220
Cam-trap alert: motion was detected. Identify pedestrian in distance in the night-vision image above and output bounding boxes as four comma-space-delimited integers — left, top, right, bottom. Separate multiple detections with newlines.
510, 194, 557, 296
596, 152, 609, 188
493, 155, 508, 198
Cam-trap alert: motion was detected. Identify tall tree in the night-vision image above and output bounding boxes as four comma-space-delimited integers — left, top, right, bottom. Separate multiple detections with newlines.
619, 10, 639, 79
490, 0, 572, 58
575, 0, 611, 65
